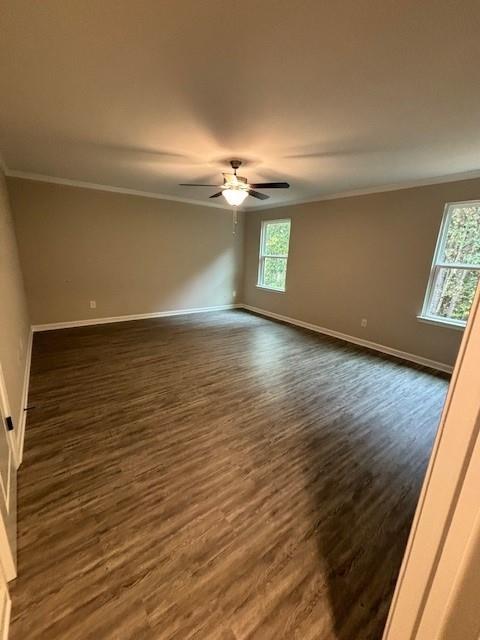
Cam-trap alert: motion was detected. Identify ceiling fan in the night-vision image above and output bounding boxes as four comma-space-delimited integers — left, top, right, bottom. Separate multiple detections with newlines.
179, 160, 290, 206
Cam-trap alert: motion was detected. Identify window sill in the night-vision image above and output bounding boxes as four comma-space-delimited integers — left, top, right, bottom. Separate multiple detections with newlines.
256, 285, 286, 293
417, 315, 466, 331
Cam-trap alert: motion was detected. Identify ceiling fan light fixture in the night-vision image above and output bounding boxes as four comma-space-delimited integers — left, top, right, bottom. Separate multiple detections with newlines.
179, 160, 290, 204
223, 187, 248, 206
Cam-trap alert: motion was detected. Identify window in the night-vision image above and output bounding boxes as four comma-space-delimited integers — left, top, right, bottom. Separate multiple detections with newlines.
257, 219, 291, 292
420, 201, 480, 327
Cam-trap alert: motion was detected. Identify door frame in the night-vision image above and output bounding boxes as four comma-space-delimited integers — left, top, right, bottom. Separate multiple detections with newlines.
383, 282, 480, 638
0, 367, 17, 582
0, 521, 14, 584
0, 562, 11, 640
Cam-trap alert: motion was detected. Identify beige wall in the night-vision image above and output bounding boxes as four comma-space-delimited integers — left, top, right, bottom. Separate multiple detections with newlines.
8, 178, 244, 325
242, 178, 480, 367
0, 171, 30, 434
0, 170, 30, 556
7, 174, 480, 367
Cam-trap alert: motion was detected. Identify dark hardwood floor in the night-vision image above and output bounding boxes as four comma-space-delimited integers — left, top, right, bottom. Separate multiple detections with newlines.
10, 310, 448, 639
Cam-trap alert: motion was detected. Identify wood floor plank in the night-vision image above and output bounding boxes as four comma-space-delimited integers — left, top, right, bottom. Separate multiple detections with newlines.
10, 310, 448, 639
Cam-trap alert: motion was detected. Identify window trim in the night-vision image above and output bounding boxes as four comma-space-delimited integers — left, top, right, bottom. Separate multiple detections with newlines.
257, 218, 291, 292
418, 200, 480, 329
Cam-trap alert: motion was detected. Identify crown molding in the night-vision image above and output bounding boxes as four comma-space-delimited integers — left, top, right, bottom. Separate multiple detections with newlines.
4, 169, 234, 211
4, 156, 480, 213
247, 168, 480, 212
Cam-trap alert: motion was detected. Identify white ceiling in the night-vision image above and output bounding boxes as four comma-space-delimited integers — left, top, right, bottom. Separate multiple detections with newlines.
1, 0, 480, 209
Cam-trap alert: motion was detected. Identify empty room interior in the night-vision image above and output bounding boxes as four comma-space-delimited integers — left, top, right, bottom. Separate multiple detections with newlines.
1, 2, 480, 639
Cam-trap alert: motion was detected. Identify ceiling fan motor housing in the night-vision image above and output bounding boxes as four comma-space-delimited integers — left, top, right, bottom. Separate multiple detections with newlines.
223, 173, 247, 185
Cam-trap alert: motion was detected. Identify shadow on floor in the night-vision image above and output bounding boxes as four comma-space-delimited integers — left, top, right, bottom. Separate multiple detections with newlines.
297, 355, 448, 640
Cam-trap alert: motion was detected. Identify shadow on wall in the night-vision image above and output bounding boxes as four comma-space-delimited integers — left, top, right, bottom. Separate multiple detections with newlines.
8, 175, 243, 325
27, 241, 239, 325
159, 249, 237, 312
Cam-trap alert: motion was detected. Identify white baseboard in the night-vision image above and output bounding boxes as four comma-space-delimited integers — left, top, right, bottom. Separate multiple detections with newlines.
32, 304, 241, 332
240, 304, 453, 374
17, 328, 33, 466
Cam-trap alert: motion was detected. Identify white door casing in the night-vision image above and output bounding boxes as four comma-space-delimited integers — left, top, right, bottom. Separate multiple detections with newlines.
0, 563, 11, 640
383, 280, 480, 639
0, 364, 17, 582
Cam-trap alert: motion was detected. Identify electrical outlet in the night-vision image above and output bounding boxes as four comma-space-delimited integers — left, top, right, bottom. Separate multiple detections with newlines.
90, 300, 96, 309
361, 318, 367, 328
233, 290, 237, 299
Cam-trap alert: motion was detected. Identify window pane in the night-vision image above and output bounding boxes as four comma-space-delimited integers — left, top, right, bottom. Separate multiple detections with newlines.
263, 257, 287, 290
441, 204, 480, 266
428, 267, 480, 322
264, 221, 291, 256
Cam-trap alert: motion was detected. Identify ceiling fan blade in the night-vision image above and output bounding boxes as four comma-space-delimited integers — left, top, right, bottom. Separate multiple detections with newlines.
179, 183, 220, 187
209, 192, 224, 198
249, 182, 290, 189
248, 190, 270, 200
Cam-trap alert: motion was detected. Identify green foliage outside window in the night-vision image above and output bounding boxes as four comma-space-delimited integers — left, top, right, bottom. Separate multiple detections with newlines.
264, 222, 290, 256
259, 220, 291, 290
428, 205, 480, 322
263, 257, 288, 290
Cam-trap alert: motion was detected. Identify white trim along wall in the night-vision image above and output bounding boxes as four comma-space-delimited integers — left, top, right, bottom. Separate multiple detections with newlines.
31, 304, 240, 332
241, 304, 453, 374
21, 306, 240, 464
17, 329, 33, 466
30, 302, 452, 374
5, 171, 232, 211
